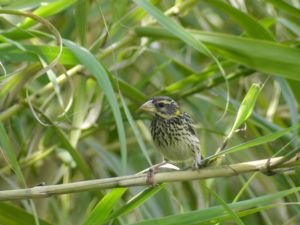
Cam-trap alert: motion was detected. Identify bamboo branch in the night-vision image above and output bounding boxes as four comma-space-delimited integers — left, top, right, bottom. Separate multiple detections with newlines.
0, 156, 299, 201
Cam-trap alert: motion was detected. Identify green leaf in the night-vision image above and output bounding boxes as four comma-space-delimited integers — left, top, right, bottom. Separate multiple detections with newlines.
265, 0, 300, 18
2, 0, 49, 9
19, 0, 78, 29
109, 0, 159, 39
0, 203, 52, 225
82, 188, 127, 225
213, 204, 277, 224
204, 0, 274, 40
233, 173, 258, 203
120, 95, 152, 165
64, 39, 128, 175
228, 83, 262, 137
276, 78, 299, 145
134, 0, 211, 56
53, 124, 92, 179
0, 44, 79, 65
277, 18, 300, 36
114, 79, 147, 105
208, 125, 299, 160
131, 186, 300, 225
75, 0, 87, 45
0, 124, 41, 225
107, 184, 166, 221
0, 123, 25, 185
40, 57, 64, 109
134, 0, 227, 112
136, 27, 300, 80
161, 61, 234, 95
30, 106, 92, 179
69, 77, 88, 147
204, 185, 245, 225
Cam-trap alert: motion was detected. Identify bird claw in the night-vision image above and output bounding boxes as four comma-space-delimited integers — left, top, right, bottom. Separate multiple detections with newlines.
192, 159, 205, 170
146, 168, 157, 186
146, 162, 167, 186
261, 158, 277, 176
192, 153, 205, 170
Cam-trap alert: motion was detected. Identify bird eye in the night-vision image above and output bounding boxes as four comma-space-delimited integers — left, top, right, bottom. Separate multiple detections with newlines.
157, 102, 165, 108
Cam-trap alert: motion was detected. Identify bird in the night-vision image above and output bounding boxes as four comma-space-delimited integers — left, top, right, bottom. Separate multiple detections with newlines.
139, 96, 203, 180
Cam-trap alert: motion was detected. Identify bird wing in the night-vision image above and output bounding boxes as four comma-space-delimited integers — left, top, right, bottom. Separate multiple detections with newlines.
182, 112, 197, 136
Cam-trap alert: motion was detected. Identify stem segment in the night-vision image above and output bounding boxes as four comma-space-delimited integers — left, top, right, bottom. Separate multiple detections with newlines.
0, 156, 299, 201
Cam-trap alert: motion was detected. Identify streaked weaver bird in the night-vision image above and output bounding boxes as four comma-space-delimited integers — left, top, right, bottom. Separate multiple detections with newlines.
140, 96, 203, 182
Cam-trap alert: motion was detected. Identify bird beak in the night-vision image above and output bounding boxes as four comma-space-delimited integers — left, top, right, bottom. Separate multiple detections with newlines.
139, 100, 156, 113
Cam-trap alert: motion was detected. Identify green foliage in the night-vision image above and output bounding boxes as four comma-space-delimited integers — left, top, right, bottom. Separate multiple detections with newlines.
228, 83, 262, 139
0, 0, 299, 225
0, 202, 51, 225
83, 188, 127, 225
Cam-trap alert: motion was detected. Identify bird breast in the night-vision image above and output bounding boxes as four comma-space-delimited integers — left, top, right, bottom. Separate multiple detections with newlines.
151, 116, 200, 162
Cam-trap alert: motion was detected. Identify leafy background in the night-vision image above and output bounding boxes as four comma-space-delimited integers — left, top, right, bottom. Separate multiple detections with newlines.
0, 0, 300, 224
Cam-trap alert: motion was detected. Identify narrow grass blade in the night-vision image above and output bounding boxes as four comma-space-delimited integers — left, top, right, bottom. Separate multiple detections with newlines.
32, 108, 92, 179
233, 173, 258, 203
205, 0, 274, 40
161, 61, 234, 95
0, 123, 41, 225
54, 125, 92, 179
135, 27, 300, 80
19, 0, 78, 29
134, 0, 210, 56
116, 78, 147, 105
0, 9, 63, 80
0, 123, 25, 186
120, 95, 152, 166
64, 39, 127, 175
228, 83, 262, 138
0, 45, 79, 65
0, 203, 52, 225
134, 0, 229, 116
0, 65, 38, 99
213, 205, 278, 224
131, 186, 300, 225
276, 78, 299, 146
82, 188, 127, 225
70, 77, 87, 147
40, 57, 64, 108
106, 184, 166, 221
208, 125, 299, 160
75, 0, 87, 45
277, 18, 300, 36
204, 185, 245, 225
266, 0, 300, 18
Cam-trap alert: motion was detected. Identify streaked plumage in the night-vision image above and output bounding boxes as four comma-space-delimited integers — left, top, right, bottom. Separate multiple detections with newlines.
140, 96, 203, 169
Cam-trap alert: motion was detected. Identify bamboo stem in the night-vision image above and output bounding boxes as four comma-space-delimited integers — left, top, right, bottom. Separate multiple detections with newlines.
0, 156, 299, 201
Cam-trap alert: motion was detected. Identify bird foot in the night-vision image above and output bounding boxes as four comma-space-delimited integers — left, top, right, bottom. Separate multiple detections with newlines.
261, 158, 277, 176
192, 154, 205, 170
146, 162, 166, 186
147, 168, 157, 186
192, 160, 206, 170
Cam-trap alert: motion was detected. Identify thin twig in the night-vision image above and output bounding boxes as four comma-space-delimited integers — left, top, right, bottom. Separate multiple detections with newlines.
0, 156, 299, 201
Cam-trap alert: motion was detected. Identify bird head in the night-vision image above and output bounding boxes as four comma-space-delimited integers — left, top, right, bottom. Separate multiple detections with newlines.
139, 96, 180, 119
